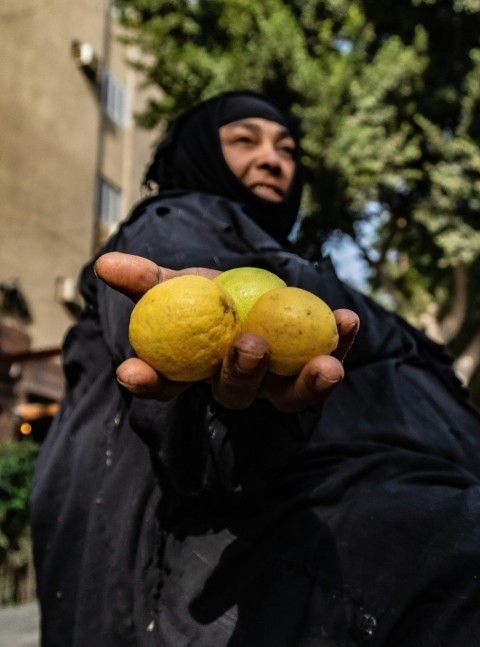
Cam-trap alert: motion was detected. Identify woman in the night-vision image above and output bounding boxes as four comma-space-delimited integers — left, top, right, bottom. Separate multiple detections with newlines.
31, 90, 480, 646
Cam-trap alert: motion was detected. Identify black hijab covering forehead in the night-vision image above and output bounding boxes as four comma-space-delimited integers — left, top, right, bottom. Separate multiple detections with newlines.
144, 90, 304, 242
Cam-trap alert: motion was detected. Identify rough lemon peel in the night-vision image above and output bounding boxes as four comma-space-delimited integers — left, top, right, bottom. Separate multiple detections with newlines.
129, 275, 240, 381
214, 267, 286, 323
242, 286, 339, 376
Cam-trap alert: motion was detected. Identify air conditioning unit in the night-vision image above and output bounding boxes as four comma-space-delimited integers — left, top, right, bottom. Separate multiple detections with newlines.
71, 40, 99, 77
55, 277, 79, 305
55, 276, 83, 318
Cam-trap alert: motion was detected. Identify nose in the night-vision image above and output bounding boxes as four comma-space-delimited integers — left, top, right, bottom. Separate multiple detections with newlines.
255, 142, 283, 173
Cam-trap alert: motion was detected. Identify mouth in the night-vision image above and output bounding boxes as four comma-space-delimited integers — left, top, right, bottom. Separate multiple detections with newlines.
249, 183, 284, 202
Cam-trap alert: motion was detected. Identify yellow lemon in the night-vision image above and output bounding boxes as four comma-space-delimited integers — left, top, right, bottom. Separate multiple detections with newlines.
213, 267, 286, 324
242, 287, 339, 376
128, 275, 240, 381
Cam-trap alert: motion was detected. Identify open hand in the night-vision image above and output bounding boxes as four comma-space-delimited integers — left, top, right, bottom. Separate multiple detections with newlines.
95, 252, 360, 413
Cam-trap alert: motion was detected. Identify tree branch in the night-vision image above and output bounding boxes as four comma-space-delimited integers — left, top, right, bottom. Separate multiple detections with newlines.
438, 263, 468, 343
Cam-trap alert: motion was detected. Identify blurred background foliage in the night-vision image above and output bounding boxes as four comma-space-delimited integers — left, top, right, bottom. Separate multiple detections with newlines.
112, 0, 480, 404
0, 440, 38, 603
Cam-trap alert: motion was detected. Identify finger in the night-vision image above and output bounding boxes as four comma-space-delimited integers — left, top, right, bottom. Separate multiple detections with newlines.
95, 252, 171, 301
94, 252, 221, 302
266, 355, 345, 413
116, 357, 191, 400
332, 308, 360, 362
211, 334, 270, 409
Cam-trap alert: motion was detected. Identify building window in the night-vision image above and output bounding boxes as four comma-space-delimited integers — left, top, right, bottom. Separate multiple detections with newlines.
101, 70, 128, 126
97, 176, 121, 226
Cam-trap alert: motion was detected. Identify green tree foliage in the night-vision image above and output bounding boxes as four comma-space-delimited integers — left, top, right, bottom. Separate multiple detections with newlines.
0, 441, 38, 561
113, 0, 480, 402
0, 440, 38, 603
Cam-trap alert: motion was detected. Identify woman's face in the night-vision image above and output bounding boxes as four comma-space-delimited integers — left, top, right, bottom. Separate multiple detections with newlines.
219, 118, 296, 202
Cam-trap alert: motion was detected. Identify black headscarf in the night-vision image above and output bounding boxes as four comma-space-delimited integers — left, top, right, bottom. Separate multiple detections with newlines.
144, 90, 304, 243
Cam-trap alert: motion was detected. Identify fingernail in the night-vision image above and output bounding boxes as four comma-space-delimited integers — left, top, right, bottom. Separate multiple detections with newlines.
116, 376, 146, 394
315, 372, 341, 387
235, 349, 265, 373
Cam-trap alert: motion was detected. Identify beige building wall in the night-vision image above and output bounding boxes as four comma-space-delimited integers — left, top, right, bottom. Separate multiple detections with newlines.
0, 0, 159, 351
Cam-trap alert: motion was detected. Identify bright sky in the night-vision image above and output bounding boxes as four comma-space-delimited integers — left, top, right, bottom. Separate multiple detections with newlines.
323, 233, 370, 291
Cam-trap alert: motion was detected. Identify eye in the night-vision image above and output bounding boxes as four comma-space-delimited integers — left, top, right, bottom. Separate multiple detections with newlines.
276, 136, 296, 158
278, 145, 296, 159
230, 133, 257, 146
